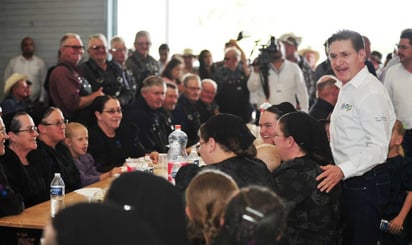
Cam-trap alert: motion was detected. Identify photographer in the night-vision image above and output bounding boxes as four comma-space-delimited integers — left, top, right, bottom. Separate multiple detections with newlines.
248, 36, 309, 112
79, 34, 135, 108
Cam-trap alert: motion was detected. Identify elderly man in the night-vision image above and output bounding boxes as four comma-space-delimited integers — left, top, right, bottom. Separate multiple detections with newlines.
172, 74, 202, 147
1, 73, 30, 115
279, 33, 316, 107
48, 33, 104, 125
196, 78, 219, 123
213, 45, 251, 123
123, 75, 168, 153
309, 75, 340, 120
79, 34, 135, 108
3, 37, 47, 103
126, 30, 160, 97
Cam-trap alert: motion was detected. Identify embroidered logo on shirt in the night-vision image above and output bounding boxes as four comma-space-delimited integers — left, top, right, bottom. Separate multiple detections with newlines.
340, 103, 352, 111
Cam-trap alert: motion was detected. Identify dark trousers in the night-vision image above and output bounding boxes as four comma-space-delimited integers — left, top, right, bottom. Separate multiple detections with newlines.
342, 163, 390, 245
402, 130, 412, 158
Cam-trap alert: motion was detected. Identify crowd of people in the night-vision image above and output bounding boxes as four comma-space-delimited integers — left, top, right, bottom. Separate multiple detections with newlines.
0, 28, 411, 245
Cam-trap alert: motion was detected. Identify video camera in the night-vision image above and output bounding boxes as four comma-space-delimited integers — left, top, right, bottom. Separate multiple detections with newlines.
256, 36, 279, 100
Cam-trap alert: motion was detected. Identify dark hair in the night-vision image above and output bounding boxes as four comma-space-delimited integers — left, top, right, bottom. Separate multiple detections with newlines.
278, 112, 333, 165
91, 95, 118, 114
213, 186, 285, 245
40, 107, 61, 124
161, 58, 183, 82
265, 102, 296, 120
200, 114, 256, 158
8, 111, 29, 133
327, 30, 364, 52
158, 43, 169, 52
400, 28, 412, 45
198, 49, 215, 79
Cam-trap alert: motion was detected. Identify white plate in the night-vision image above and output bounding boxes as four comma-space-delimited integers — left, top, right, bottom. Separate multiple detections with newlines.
74, 187, 101, 198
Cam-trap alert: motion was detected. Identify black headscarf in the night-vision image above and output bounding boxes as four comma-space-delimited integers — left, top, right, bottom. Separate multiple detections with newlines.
105, 172, 189, 245
53, 202, 161, 245
279, 111, 333, 165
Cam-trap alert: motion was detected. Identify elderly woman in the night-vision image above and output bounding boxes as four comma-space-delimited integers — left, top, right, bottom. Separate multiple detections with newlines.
1, 111, 49, 208
88, 95, 154, 173
271, 111, 341, 244
198, 113, 274, 189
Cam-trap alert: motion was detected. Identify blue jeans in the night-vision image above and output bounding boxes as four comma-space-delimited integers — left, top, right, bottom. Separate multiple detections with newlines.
342, 163, 391, 245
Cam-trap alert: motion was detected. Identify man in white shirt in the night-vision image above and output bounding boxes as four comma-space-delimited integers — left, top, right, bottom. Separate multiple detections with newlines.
3, 37, 47, 103
384, 28, 412, 157
316, 30, 396, 245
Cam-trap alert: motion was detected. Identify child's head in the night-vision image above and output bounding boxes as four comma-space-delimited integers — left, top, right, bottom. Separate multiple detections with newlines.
389, 120, 406, 157
185, 169, 239, 244
64, 122, 88, 158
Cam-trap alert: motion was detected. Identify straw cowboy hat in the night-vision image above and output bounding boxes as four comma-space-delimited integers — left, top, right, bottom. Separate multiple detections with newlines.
279, 33, 302, 47
182, 48, 196, 58
3, 73, 28, 95
298, 47, 320, 63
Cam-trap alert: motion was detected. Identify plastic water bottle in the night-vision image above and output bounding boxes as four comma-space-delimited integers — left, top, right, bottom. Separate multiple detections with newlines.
50, 173, 65, 217
167, 125, 188, 184
187, 147, 200, 165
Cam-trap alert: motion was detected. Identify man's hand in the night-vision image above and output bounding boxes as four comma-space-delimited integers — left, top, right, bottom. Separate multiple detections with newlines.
316, 164, 344, 193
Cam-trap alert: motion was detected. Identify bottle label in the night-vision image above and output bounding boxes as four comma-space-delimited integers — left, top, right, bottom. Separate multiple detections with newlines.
50, 186, 64, 196
167, 161, 188, 184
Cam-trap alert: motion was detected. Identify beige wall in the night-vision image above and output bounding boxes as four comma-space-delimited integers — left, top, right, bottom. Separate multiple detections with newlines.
0, 0, 114, 100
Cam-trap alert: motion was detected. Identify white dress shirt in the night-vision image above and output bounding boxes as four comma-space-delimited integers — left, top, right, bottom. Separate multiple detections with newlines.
384, 63, 412, 129
330, 67, 395, 179
4, 55, 47, 102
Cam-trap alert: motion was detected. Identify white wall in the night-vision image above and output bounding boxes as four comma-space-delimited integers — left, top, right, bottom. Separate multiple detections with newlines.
0, 0, 112, 99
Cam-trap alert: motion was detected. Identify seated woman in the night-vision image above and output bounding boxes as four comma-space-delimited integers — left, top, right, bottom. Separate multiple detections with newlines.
198, 113, 274, 189
64, 122, 121, 186
185, 169, 239, 245
28, 107, 81, 193
0, 115, 24, 217
161, 58, 184, 94
104, 171, 189, 245
213, 186, 286, 245
87, 95, 155, 173
1, 111, 49, 208
271, 111, 341, 244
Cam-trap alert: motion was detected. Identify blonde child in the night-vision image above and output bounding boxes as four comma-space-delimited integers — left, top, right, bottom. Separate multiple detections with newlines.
379, 120, 412, 244
64, 122, 120, 186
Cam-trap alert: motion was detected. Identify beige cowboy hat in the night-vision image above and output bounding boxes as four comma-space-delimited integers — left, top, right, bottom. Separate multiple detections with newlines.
279, 33, 302, 47
4, 73, 28, 95
182, 48, 196, 58
298, 47, 320, 63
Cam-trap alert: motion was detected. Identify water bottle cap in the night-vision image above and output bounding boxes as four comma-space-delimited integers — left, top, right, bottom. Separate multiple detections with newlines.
175, 125, 181, 130
54, 173, 61, 177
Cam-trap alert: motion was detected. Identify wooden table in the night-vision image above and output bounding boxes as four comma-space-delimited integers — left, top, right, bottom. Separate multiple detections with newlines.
0, 177, 114, 230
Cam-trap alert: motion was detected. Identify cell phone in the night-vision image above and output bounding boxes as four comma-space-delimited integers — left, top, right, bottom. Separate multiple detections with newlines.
380, 219, 390, 232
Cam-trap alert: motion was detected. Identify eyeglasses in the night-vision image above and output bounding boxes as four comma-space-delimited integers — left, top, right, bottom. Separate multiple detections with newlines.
63, 45, 85, 51
186, 86, 201, 91
41, 119, 68, 127
136, 42, 152, 46
110, 48, 127, 52
90, 45, 107, 51
102, 108, 123, 114
14, 126, 38, 134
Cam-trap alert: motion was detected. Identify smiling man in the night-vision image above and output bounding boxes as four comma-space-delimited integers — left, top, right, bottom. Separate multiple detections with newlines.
316, 29, 395, 245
